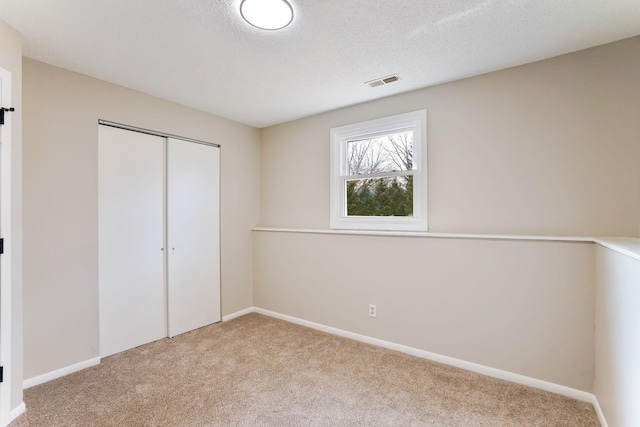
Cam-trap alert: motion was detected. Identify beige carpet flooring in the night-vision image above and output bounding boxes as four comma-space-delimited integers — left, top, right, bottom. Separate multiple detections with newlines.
11, 313, 600, 426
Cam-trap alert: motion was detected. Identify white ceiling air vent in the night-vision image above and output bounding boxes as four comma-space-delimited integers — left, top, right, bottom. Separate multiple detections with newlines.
366, 74, 400, 88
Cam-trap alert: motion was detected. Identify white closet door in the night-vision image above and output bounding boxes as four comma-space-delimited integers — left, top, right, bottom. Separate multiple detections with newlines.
98, 126, 166, 357
167, 138, 220, 337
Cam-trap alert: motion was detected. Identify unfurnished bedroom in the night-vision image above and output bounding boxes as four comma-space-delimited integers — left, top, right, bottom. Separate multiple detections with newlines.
0, 1, 639, 426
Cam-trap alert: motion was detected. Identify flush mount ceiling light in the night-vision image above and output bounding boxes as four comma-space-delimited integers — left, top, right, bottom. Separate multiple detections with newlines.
240, 0, 294, 30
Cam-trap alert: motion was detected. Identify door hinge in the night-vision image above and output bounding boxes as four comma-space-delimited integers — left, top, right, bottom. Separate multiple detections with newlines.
0, 366, 3, 383
0, 107, 15, 125
0, 238, 3, 255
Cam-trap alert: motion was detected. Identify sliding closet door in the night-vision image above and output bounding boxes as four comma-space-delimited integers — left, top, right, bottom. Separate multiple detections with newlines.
167, 138, 220, 337
98, 126, 166, 357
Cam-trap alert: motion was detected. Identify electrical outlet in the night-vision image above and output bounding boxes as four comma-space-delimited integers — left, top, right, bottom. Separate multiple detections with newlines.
369, 304, 377, 318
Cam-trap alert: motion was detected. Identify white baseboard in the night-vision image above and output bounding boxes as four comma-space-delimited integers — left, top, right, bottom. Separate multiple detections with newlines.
252, 307, 597, 404
9, 402, 25, 423
222, 306, 255, 322
23, 357, 101, 389
590, 395, 608, 427
19, 309, 608, 426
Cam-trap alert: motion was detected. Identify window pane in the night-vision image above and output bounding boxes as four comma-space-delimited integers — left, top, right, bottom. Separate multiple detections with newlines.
347, 131, 414, 175
346, 175, 413, 217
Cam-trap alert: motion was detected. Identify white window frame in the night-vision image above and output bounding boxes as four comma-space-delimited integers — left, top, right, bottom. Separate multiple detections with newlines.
330, 110, 427, 231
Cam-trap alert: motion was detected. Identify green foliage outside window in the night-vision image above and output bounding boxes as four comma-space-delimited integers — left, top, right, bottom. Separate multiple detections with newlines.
346, 175, 413, 216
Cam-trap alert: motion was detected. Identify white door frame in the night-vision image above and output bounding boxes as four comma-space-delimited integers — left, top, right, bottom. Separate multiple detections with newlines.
0, 66, 14, 427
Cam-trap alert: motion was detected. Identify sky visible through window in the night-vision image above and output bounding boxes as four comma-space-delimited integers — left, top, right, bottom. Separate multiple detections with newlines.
347, 131, 414, 175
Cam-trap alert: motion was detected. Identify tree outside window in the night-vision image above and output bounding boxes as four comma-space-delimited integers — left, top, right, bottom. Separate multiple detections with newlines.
330, 110, 427, 231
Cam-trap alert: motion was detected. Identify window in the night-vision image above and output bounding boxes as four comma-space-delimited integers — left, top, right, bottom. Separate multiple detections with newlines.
330, 110, 427, 231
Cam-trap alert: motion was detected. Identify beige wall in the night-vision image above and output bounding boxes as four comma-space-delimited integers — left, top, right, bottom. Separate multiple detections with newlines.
0, 19, 24, 417
254, 38, 640, 393
254, 232, 595, 391
260, 37, 640, 236
594, 246, 640, 427
22, 58, 260, 379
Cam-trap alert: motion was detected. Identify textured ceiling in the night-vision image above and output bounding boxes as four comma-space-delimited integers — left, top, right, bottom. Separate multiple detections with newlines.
1, 0, 639, 128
